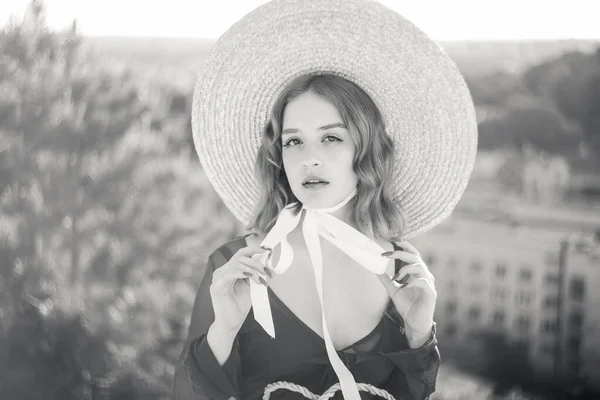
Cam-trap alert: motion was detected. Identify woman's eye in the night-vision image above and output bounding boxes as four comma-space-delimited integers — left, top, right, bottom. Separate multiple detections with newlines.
324, 135, 341, 143
283, 135, 341, 147
283, 138, 301, 147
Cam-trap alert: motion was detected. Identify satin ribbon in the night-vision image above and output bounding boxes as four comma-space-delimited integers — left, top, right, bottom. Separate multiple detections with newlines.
250, 187, 391, 400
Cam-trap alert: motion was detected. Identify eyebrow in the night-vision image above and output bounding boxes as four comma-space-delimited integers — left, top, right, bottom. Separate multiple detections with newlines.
281, 122, 347, 136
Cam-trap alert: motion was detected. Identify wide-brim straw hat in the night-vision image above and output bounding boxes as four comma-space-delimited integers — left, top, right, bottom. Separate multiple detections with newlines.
192, 0, 478, 239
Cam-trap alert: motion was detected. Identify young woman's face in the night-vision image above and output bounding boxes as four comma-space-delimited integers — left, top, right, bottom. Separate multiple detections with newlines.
281, 91, 358, 209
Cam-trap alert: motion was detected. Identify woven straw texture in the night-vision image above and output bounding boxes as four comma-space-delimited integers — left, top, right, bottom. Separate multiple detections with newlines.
191, 0, 478, 239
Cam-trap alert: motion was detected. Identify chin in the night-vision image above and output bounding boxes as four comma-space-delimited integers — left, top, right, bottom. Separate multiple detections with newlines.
296, 191, 340, 210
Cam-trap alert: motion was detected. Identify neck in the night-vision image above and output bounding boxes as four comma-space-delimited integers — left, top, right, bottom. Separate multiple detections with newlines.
327, 201, 355, 226
303, 187, 357, 228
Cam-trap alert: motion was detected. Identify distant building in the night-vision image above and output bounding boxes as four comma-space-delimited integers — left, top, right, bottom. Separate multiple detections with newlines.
411, 215, 600, 391
496, 147, 571, 203
522, 153, 570, 203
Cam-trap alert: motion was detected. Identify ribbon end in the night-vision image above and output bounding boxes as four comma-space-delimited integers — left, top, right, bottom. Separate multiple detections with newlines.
250, 281, 276, 339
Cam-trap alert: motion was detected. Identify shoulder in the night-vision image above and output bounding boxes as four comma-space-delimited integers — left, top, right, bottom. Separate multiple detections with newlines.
207, 233, 252, 270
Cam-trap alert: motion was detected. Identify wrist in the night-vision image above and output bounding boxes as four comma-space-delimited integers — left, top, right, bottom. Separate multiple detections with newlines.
206, 321, 240, 367
405, 324, 435, 349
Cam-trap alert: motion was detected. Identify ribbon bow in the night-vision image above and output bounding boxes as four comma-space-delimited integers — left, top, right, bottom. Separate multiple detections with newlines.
250, 187, 391, 400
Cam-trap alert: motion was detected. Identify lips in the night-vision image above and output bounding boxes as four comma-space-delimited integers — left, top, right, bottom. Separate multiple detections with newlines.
303, 180, 329, 186
302, 175, 329, 185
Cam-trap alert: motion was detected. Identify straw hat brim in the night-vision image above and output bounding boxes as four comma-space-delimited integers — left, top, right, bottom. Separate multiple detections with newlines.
191, 0, 478, 239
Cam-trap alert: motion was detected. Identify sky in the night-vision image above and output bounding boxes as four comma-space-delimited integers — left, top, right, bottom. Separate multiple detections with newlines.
1, 0, 600, 41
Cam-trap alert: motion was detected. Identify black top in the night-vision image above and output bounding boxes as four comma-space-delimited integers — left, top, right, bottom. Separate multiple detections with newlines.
172, 234, 440, 400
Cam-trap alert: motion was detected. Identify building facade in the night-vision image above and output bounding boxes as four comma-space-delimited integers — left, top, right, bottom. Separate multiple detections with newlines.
410, 215, 600, 391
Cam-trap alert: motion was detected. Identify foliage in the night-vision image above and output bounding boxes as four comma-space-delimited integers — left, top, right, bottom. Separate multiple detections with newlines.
469, 47, 600, 171
0, 1, 241, 398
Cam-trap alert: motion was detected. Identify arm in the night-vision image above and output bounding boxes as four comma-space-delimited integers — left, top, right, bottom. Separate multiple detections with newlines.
378, 308, 440, 400
172, 250, 243, 400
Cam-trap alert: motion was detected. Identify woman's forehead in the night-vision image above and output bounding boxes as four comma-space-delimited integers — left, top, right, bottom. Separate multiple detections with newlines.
282, 93, 344, 130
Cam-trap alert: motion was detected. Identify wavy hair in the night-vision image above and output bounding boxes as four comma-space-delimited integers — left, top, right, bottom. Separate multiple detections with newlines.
246, 74, 406, 241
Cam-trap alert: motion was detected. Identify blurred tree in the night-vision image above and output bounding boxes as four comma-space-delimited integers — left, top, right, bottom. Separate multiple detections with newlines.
465, 70, 524, 108
1, 0, 241, 398
523, 48, 600, 160
478, 100, 582, 157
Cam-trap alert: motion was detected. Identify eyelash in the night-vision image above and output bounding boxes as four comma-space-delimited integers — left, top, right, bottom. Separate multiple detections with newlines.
282, 135, 342, 148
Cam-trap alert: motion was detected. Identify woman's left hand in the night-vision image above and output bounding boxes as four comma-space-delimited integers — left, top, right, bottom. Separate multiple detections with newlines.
376, 241, 436, 347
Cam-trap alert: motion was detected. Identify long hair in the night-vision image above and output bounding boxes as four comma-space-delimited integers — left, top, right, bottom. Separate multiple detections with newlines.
246, 74, 406, 241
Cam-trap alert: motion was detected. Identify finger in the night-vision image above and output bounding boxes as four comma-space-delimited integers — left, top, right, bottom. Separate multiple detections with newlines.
383, 250, 420, 264
392, 261, 434, 282
376, 271, 401, 297
236, 257, 272, 281
401, 277, 437, 298
396, 241, 421, 257
215, 264, 267, 287
211, 269, 255, 295
235, 245, 271, 258
391, 264, 422, 284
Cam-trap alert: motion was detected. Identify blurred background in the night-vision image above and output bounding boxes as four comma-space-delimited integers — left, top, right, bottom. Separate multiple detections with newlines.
1, 1, 599, 399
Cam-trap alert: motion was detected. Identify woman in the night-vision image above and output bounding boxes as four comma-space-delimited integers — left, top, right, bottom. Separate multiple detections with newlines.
173, 1, 477, 399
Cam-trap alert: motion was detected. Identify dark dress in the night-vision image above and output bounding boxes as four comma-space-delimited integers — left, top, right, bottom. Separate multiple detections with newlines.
172, 234, 440, 400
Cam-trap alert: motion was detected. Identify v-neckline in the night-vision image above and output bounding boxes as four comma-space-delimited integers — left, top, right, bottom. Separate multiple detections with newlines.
267, 285, 392, 353
243, 236, 397, 353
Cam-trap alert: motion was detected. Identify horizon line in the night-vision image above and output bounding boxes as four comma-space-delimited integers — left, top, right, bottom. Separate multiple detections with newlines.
81, 35, 600, 43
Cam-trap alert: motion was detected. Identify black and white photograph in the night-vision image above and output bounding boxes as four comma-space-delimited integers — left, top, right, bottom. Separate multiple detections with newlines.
1, 1, 599, 399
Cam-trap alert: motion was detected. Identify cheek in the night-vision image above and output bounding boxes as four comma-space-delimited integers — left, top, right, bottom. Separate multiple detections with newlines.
282, 153, 301, 177
333, 146, 355, 168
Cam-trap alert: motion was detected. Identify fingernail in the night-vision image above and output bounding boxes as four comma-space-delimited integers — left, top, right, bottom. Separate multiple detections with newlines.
263, 267, 273, 278
393, 273, 410, 285
399, 275, 411, 288
259, 276, 269, 286
381, 251, 393, 257
243, 272, 253, 277
261, 246, 272, 252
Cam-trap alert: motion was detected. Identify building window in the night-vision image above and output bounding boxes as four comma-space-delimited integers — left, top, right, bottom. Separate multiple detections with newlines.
540, 342, 554, 355
471, 261, 482, 273
569, 311, 583, 330
495, 263, 507, 278
542, 320, 557, 334
568, 336, 581, 353
544, 274, 559, 286
446, 323, 457, 337
570, 277, 585, 302
470, 283, 483, 295
445, 300, 457, 316
519, 267, 533, 282
491, 287, 507, 302
468, 306, 481, 322
515, 315, 531, 333
515, 290, 532, 306
544, 296, 558, 308
492, 310, 505, 325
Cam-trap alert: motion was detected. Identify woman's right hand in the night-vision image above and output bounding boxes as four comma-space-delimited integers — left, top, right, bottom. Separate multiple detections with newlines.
209, 245, 273, 334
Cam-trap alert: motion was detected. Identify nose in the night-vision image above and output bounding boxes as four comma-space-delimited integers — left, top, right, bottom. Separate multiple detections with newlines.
300, 143, 323, 168
301, 157, 322, 168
